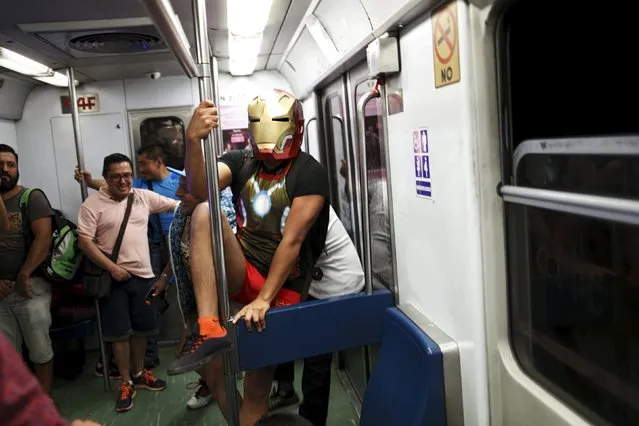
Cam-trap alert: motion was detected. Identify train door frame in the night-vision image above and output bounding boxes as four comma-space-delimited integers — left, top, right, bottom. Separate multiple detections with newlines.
319, 76, 360, 250
347, 61, 400, 301
318, 76, 369, 409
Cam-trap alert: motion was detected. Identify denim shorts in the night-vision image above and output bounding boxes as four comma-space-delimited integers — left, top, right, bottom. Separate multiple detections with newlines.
99, 275, 158, 342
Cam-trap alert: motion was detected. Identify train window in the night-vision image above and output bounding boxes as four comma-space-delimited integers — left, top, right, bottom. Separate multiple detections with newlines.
325, 95, 354, 234
501, 1, 639, 424
516, 154, 639, 200
507, 203, 639, 424
355, 81, 395, 290
139, 116, 185, 169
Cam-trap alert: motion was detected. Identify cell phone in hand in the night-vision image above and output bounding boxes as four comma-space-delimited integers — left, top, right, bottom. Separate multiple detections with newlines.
145, 288, 169, 314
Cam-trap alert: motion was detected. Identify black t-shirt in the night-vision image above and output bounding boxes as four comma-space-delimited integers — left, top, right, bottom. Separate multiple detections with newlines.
219, 150, 329, 294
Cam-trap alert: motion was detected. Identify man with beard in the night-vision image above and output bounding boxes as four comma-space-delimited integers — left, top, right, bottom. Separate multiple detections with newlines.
0, 144, 56, 396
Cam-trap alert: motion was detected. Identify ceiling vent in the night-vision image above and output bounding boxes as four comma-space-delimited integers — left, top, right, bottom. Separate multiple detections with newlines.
68, 32, 165, 54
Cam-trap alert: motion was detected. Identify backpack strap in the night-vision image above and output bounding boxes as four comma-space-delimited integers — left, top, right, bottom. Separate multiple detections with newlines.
19, 188, 35, 248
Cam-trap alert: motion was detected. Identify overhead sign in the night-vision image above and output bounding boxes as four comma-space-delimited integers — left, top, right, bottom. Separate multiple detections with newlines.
60, 94, 100, 114
413, 128, 432, 199
432, 1, 460, 88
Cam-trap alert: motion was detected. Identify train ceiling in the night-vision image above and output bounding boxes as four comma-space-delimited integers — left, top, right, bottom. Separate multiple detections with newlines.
0, 0, 311, 82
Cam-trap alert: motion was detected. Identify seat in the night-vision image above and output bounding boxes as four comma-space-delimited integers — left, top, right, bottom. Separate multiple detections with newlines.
360, 307, 447, 426
235, 289, 393, 371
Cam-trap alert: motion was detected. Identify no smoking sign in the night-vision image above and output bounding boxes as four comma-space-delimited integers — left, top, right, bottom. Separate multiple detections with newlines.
432, 1, 460, 88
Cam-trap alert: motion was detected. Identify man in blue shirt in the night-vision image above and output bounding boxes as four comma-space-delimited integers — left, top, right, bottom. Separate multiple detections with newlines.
74, 144, 180, 370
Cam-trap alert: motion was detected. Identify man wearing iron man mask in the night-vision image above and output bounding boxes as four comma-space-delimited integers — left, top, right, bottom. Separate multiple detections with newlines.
169, 89, 329, 425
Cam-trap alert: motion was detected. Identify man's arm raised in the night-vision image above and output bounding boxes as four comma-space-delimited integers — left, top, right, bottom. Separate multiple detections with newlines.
185, 100, 232, 200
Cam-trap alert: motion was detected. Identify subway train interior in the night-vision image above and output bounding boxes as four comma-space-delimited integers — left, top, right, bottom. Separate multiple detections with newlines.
0, 0, 637, 425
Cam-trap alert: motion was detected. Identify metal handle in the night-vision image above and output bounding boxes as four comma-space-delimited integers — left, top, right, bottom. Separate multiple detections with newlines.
304, 117, 317, 153
192, 0, 240, 424
139, 0, 198, 78
67, 67, 110, 392
500, 185, 639, 226
357, 86, 381, 295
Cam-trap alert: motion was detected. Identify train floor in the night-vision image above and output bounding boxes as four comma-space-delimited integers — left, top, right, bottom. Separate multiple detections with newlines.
52, 346, 359, 425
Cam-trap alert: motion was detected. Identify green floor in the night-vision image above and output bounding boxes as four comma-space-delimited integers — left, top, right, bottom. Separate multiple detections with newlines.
52, 347, 359, 425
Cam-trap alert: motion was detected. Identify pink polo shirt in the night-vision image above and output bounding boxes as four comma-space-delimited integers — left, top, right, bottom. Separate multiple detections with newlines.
77, 187, 178, 278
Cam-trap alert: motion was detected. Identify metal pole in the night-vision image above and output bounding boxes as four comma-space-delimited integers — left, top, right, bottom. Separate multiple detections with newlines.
210, 55, 224, 157
356, 89, 379, 295
192, 1, 240, 425
67, 67, 110, 392
139, 0, 199, 78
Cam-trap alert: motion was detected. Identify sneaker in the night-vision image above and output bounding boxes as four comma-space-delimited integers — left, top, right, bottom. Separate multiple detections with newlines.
95, 360, 121, 380
132, 369, 167, 391
167, 329, 231, 376
186, 380, 214, 410
115, 381, 136, 412
268, 388, 300, 411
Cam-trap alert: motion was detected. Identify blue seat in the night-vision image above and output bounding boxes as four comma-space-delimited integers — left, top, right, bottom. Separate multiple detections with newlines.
235, 289, 393, 371
360, 307, 446, 426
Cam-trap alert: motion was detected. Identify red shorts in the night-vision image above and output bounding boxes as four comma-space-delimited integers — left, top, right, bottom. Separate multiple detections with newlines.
232, 261, 301, 307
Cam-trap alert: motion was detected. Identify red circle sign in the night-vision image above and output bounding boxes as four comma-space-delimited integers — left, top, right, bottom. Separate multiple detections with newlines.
433, 8, 456, 65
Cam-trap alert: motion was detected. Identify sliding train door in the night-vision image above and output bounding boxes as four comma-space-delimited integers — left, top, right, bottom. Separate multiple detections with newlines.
319, 75, 368, 405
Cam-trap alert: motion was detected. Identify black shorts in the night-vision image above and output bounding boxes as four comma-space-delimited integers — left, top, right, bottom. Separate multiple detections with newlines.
99, 275, 158, 342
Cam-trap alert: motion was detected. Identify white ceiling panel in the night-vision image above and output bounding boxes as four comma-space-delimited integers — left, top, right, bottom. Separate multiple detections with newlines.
313, 0, 373, 55
0, 0, 302, 81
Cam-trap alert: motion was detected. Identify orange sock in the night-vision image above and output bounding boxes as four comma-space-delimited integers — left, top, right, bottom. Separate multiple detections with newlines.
198, 317, 227, 338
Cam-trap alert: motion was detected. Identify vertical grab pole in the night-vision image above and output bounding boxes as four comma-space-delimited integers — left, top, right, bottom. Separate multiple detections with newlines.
192, 1, 240, 425
210, 55, 224, 158
356, 87, 379, 295
66, 67, 110, 392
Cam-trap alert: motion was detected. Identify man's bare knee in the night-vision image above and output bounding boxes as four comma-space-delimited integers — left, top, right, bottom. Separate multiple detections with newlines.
192, 202, 211, 227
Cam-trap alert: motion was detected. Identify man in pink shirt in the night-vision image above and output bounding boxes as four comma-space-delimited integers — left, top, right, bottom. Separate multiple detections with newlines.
77, 153, 178, 413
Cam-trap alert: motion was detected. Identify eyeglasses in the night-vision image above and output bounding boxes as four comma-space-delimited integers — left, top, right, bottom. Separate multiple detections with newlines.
108, 173, 133, 181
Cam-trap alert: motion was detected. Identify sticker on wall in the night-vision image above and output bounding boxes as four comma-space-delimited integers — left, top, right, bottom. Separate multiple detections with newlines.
431, 0, 460, 88
413, 128, 432, 199
60, 94, 100, 114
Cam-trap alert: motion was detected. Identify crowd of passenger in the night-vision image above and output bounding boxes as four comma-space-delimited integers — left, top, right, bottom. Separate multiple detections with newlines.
0, 89, 365, 425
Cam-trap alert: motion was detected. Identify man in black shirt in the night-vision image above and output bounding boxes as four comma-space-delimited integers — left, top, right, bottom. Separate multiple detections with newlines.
168, 90, 329, 425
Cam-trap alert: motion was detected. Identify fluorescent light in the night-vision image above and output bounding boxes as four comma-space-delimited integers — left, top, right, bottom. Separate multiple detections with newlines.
33, 71, 78, 87
227, 34, 262, 75
228, 34, 262, 59
0, 47, 50, 76
229, 58, 258, 76
227, 0, 273, 37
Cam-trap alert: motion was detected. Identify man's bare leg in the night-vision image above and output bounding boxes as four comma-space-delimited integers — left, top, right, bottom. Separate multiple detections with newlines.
190, 202, 246, 322
205, 357, 243, 419
130, 335, 147, 375
33, 361, 53, 394
241, 367, 276, 426
168, 202, 246, 375
112, 339, 132, 382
